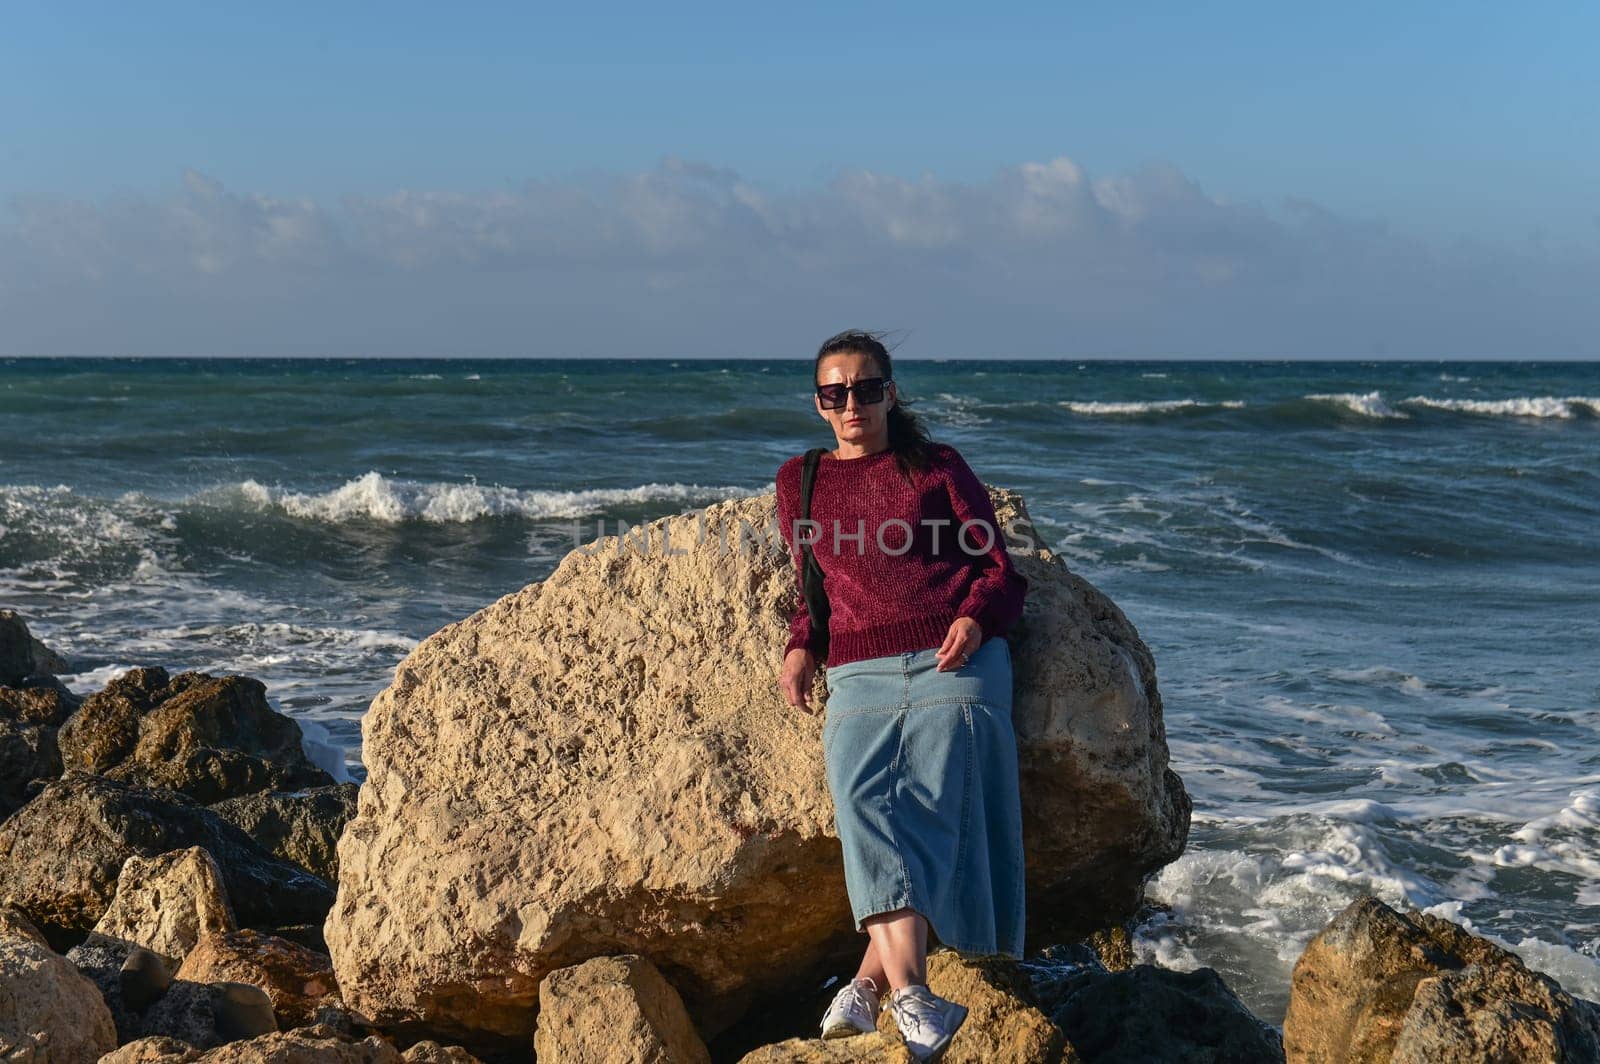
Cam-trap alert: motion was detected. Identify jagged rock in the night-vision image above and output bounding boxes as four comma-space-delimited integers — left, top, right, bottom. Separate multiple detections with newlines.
1284, 894, 1600, 1063
92, 846, 239, 967
209, 782, 359, 883
1045, 963, 1282, 1062
176, 928, 339, 1029
0, 653, 79, 820
0, 609, 70, 684
326, 487, 1189, 1043
0, 772, 334, 940
56, 667, 334, 804
0, 672, 81, 726
56, 665, 158, 773
534, 953, 710, 1063
0, 904, 119, 1062
0, 702, 63, 821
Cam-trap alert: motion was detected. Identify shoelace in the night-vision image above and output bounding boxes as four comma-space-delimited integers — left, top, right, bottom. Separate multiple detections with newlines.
890, 987, 942, 1036
835, 978, 879, 1019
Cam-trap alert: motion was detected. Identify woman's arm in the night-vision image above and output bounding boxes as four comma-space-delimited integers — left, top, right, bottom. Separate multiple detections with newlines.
941, 445, 1028, 641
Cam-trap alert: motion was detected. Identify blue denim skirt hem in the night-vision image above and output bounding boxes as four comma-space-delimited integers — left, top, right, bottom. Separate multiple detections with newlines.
821, 635, 1026, 958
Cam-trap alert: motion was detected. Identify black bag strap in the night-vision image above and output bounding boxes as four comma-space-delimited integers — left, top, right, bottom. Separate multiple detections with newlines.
799, 447, 831, 660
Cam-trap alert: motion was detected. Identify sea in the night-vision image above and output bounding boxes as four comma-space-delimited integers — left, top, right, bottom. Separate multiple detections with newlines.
3, 356, 1597, 1024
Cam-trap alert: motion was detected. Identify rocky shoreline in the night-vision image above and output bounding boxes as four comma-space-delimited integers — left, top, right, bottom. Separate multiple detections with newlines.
3, 481, 1597, 1062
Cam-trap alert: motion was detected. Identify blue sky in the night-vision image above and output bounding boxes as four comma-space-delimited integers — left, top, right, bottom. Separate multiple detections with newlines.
2, 2, 1597, 357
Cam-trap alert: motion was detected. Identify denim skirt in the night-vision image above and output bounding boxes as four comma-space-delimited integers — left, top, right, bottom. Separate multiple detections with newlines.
821, 635, 1026, 958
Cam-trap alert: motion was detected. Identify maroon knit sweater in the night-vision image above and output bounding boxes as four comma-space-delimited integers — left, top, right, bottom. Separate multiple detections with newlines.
775, 441, 1028, 667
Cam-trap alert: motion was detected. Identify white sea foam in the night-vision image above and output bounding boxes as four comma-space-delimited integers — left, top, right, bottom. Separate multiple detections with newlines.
930, 392, 992, 426
237, 472, 761, 523
296, 715, 353, 783
1304, 391, 1409, 418
1058, 398, 1246, 415
1400, 395, 1600, 418
1139, 814, 1600, 1020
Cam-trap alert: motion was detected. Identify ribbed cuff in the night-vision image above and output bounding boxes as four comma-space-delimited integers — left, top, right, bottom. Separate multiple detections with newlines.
825, 610, 959, 667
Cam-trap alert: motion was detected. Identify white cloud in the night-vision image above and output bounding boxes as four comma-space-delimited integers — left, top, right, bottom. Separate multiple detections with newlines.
1, 157, 1596, 356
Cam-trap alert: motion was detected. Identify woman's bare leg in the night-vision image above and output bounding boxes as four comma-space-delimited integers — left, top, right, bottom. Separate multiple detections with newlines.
853, 935, 889, 991
861, 908, 928, 991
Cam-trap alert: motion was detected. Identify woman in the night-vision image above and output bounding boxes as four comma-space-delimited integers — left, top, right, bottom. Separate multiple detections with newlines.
775, 330, 1029, 1062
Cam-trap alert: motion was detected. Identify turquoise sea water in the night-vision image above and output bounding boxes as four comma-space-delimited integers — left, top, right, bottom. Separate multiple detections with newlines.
3, 356, 1597, 1022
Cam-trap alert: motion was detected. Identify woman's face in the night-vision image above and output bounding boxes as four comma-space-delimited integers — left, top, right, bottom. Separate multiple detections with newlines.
815, 351, 896, 448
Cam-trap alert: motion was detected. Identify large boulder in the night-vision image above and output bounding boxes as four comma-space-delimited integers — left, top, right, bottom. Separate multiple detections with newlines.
1283, 894, 1600, 1063
325, 486, 1189, 1045
56, 667, 335, 805
0, 905, 119, 1062
0, 772, 334, 941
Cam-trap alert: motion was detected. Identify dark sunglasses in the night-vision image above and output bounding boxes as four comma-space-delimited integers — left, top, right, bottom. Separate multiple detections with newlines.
816, 377, 892, 410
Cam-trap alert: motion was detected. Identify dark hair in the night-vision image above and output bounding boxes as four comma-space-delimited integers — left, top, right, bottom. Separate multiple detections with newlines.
813, 328, 936, 481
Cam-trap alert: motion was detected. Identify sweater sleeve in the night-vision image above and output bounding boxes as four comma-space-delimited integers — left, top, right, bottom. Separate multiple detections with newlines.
775, 461, 824, 661
941, 445, 1028, 641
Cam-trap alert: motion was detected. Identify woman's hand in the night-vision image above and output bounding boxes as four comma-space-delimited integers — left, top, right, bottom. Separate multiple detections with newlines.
936, 616, 983, 671
782, 647, 818, 713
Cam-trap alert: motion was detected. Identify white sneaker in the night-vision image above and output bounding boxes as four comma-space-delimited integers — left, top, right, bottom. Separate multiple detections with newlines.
819, 975, 881, 1039
886, 983, 967, 1062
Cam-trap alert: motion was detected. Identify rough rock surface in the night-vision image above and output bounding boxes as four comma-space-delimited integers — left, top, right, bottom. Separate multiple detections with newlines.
0, 772, 334, 938
140, 978, 279, 1051
102, 1024, 405, 1063
876, 949, 1066, 1063
92, 846, 239, 966
737, 1036, 914, 1063
741, 949, 1067, 1063
209, 782, 359, 883
1043, 962, 1283, 1062
326, 486, 1189, 1044
534, 953, 710, 1063
0, 608, 70, 684
65, 930, 162, 1043
0, 611, 79, 820
98, 1034, 205, 1063
400, 1039, 485, 1062
0, 904, 119, 1062
176, 928, 340, 1029
1283, 894, 1600, 1063
0, 686, 66, 819
55, 666, 334, 804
